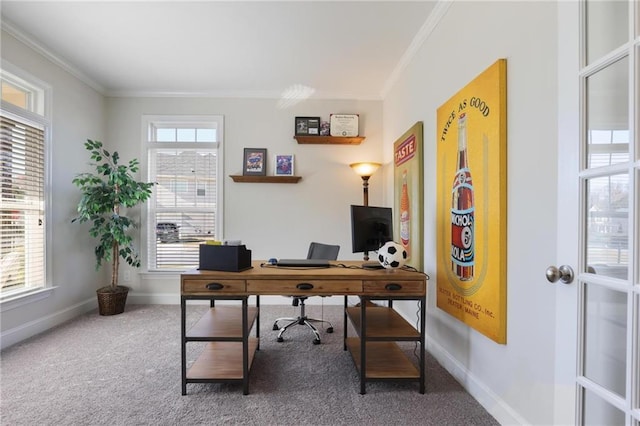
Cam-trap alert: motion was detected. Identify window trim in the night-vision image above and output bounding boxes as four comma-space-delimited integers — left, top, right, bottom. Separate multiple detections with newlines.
1, 60, 51, 119
0, 64, 52, 304
141, 114, 224, 272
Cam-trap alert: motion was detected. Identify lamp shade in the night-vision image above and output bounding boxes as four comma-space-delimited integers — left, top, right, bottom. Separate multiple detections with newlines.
349, 162, 381, 177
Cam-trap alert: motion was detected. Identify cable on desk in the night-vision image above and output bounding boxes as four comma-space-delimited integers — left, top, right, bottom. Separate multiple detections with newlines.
332, 263, 360, 269
335, 263, 417, 271
414, 299, 422, 363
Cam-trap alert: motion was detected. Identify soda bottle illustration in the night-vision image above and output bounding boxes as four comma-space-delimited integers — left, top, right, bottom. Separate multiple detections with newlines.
451, 113, 474, 280
400, 170, 410, 254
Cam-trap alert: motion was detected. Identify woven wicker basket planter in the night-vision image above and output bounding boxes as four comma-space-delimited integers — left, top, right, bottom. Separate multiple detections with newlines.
96, 286, 129, 316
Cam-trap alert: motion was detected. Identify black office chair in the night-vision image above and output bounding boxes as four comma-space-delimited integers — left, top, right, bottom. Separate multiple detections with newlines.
272, 242, 340, 345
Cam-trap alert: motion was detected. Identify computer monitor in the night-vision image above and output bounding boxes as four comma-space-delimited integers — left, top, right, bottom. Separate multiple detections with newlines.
350, 205, 393, 253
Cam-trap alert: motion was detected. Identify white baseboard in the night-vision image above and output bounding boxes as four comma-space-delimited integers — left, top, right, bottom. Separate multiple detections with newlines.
0, 298, 95, 350
426, 339, 527, 426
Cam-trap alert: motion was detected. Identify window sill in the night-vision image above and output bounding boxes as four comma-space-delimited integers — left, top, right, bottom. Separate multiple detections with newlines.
0, 287, 57, 313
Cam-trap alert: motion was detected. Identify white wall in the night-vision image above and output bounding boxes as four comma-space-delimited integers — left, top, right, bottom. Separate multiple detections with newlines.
105, 97, 384, 303
383, 2, 559, 425
0, 30, 106, 347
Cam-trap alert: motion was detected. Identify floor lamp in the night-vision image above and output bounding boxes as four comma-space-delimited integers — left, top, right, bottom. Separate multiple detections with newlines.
349, 162, 381, 260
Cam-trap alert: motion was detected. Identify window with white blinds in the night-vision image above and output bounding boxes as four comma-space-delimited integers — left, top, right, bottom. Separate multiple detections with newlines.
145, 116, 222, 271
0, 115, 45, 294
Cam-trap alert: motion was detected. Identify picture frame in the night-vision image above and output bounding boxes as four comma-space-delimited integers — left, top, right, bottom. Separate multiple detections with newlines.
435, 59, 507, 344
295, 116, 321, 136
275, 154, 294, 176
243, 148, 267, 176
330, 114, 359, 137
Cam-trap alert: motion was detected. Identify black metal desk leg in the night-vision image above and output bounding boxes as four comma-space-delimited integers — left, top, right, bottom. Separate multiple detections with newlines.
256, 295, 260, 351
420, 296, 426, 394
360, 296, 367, 395
242, 297, 249, 395
181, 297, 187, 395
343, 296, 348, 351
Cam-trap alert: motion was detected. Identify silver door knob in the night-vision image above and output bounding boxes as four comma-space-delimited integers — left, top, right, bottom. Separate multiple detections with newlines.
545, 265, 574, 284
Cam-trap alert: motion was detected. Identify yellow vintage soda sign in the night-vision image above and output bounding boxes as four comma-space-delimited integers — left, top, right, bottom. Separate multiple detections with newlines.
436, 59, 507, 344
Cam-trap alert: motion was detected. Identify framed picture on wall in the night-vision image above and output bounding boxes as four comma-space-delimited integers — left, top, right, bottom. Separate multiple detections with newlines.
330, 114, 359, 137
435, 59, 508, 344
243, 148, 267, 176
275, 154, 294, 176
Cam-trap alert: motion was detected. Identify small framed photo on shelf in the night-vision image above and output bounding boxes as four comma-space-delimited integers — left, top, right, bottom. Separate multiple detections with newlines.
295, 116, 321, 136
320, 121, 330, 136
243, 148, 267, 176
275, 154, 295, 176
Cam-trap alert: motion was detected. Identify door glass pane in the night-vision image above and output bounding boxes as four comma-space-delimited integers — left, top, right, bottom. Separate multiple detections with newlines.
582, 387, 626, 425
585, 0, 628, 64
583, 283, 627, 397
586, 175, 629, 279
586, 57, 629, 168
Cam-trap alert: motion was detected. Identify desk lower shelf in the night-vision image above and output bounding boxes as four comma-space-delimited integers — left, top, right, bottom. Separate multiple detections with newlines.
345, 306, 420, 339
183, 304, 259, 393
187, 306, 258, 339
187, 339, 259, 380
345, 338, 419, 379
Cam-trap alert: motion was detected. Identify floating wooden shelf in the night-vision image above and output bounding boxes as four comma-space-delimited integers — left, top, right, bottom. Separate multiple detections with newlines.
294, 135, 365, 145
229, 175, 301, 183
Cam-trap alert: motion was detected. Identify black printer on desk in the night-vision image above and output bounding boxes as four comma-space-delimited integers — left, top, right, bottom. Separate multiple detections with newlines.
198, 244, 252, 272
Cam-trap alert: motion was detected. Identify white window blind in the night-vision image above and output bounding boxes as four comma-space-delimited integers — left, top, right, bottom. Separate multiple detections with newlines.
0, 115, 45, 293
146, 116, 222, 271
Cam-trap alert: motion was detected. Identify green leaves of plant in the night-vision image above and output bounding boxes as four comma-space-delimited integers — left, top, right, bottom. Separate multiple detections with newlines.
72, 139, 155, 287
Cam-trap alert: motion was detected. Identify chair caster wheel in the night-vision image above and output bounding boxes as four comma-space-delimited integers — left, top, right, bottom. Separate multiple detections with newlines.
277, 337, 284, 342
313, 339, 321, 345
272, 323, 279, 330
326, 327, 334, 333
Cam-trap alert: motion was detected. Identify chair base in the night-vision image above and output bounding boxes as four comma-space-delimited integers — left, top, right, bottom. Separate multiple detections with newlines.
274, 296, 333, 344
272, 316, 333, 344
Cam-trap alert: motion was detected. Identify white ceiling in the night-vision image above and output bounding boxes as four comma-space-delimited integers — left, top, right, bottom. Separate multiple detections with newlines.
1, 1, 438, 100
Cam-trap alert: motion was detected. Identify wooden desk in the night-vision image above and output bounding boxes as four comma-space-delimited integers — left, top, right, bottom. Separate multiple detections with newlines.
180, 260, 427, 395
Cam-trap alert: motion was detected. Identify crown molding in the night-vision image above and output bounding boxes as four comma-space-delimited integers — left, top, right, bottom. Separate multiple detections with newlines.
1, 18, 106, 95
106, 89, 382, 101
380, 0, 453, 99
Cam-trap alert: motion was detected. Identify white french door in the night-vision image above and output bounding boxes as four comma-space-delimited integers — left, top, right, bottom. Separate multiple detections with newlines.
557, 1, 639, 425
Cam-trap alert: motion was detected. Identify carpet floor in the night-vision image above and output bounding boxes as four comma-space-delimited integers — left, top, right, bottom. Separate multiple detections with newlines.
0, 304, 498, 425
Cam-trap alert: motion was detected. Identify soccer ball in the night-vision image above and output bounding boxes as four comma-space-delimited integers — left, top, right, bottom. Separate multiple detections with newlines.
377, 241, 407, 269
